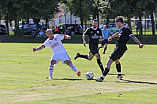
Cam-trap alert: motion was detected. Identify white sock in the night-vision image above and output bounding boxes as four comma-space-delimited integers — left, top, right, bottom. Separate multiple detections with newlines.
49, 65, 54, 79
69, 63, 78, 73
101, 75, 106, 79
118, 72, 121, 74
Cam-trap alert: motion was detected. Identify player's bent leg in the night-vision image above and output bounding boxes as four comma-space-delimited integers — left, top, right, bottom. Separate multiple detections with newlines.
65, 60, 81, 76
74, 53, 88, 60
97, 45, 103, 51
115, 60, 122, 79
88, 53, 94, 60
95, 58, 113, 82
95, 53, 104, 74
103, 44, 107, 54
49, 60, 56, 79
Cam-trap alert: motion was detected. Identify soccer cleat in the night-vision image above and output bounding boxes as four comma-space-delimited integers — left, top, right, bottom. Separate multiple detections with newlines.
115, 75, 123, 79
74, 53, 80, 60
94, 77, 104, 82
103, 51, 105, 54
77, 71, 81, 76
49, 76, 52, 79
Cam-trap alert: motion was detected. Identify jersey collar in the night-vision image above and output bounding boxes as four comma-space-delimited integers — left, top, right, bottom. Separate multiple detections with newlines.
120, 26, 127, 30
91, 27, 98, 30
49, 36, 54, 40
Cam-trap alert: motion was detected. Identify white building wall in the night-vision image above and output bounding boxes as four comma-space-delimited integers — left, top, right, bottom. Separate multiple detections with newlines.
53, 12, 80, 26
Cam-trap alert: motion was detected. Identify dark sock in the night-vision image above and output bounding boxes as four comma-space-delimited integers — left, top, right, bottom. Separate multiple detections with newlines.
116, 63, 121, 76
103, 68, 110, 76
103, 47, 107, 53
79, 54, 88, 59
104, 47, 107, 51
97, 59, 104, 74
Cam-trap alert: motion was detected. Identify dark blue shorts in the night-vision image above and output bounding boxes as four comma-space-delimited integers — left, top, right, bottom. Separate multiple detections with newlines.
110, 48, 126, 61
100, 39, 108, 46
89, 45, 99, 55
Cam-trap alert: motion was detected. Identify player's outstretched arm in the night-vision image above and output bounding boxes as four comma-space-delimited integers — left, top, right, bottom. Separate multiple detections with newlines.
108, 32, 119, 41
33, 45, 44, 52
130, 34, 144, 48
99, 36, 104, 41
82, 34, 86, 47
65, 35, 71, 39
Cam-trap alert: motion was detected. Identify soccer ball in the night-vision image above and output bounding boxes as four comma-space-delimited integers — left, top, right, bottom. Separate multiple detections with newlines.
85, 72, 94, 80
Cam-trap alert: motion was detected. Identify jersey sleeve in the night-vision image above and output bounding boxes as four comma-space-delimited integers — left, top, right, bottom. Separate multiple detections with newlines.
56, 34, 65, 40
83, 28, 89, 36
127, 29, 133, 36
42, 39, 49, 48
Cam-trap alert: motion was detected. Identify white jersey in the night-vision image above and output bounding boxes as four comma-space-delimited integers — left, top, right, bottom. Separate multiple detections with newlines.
43, 34, 66, 55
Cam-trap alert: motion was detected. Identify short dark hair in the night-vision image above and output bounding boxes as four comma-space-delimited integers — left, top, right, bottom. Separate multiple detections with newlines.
115, 16, 123, 23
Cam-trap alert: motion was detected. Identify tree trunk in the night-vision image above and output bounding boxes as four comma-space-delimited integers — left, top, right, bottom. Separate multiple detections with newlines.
15, 13, 19, 36
150, 11, 155, 35
46, 18, 48, 29
84, 20, 87, 30
5, 13, 9, 35
97, 0, 99, 27
139, 12, 143, 35
79, 0, 83, 27
105, 14, 109, 25
127, 15, 132, 30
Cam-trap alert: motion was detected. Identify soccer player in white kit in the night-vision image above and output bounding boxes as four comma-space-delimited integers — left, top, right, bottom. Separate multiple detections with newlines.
33, 29, 81, 79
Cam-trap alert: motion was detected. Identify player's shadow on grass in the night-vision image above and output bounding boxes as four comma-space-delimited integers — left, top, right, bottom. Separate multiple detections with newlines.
53, 78, 83, 81
116, 79, 157, 85
108, 73, 125, 75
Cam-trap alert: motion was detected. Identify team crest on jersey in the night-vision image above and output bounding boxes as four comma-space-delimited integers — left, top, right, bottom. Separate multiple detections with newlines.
97, 31, 100, 34
92, 34, 99, 39
54, 38, 57, 41
91, 31, 93, 33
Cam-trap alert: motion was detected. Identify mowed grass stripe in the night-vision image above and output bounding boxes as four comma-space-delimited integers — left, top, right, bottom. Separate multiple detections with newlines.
0, 43, 156, 103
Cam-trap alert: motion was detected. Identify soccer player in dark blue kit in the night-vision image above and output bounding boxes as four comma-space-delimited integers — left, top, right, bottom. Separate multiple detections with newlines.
95, 16, 144, 82
74, 19, 105, 74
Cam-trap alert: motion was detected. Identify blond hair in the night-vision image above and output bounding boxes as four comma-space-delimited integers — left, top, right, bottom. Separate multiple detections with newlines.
46, 29, 52, 34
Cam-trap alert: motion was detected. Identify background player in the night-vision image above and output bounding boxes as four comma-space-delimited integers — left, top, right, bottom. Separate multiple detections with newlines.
74, 19, 105, 74
97, 25, 109, 54
33, 29, 81, 79
95, 16, 144, 82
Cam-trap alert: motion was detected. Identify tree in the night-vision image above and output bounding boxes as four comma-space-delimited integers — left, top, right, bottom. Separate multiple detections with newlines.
145, 0, 157, 35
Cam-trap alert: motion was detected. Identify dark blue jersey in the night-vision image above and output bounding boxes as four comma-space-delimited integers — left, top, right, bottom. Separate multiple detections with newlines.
116, 26, 132, 50
84, 27, 103, 46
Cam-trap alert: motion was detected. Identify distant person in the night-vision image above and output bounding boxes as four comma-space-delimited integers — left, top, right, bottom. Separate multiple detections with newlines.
29, 30, 36, 39
97, 25, 109, 54
110, 30, 114, 36
42, 22, 45, 31
95, 16, 144, 82
33, 29, 81, 79
54, 26, 59, 34
36, 30, 44, 38
74, 19, 105, 74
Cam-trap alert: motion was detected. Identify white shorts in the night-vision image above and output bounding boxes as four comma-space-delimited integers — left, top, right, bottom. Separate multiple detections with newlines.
51, 52, 71, 65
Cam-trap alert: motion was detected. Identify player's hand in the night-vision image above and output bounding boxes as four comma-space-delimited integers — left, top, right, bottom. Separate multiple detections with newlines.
139, 44, 144, 48
66, 35, 71, 39
108, 37, 112, 41
33, 48, 37, 52
99, 39, 104, 41
83, 42, 86, 47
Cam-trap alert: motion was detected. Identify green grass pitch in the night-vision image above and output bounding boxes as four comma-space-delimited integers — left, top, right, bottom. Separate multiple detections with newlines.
0, 43, 157, 104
